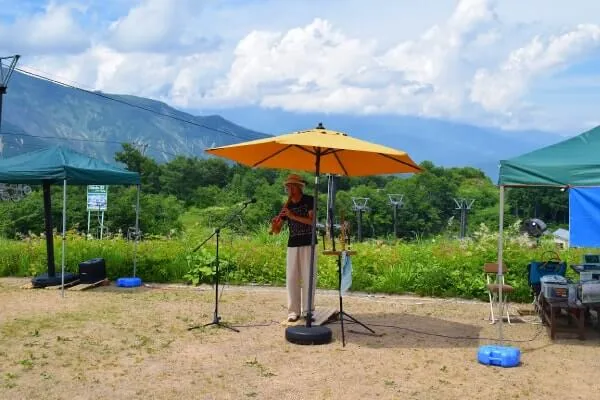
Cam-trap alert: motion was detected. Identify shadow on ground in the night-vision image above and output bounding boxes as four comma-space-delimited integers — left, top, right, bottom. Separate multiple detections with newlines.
322, 312, 483, 349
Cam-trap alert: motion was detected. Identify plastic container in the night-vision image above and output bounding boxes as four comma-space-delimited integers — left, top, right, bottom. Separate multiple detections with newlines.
116, 277, 142, 288
568, 283, 578, 306
477, 345, 521, 368
540, 275, 569, 300
579, 280, 600, 303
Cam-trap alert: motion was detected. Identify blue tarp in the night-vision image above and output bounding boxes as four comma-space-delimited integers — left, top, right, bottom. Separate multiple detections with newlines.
569, 188, 600, 247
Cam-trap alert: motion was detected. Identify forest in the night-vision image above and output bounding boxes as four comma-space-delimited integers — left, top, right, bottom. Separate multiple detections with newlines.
0, 144, 574, 302
0, 144, 569, 240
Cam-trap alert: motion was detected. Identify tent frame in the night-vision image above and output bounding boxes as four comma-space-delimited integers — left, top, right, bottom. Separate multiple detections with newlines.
0, 146, 141, 296
496, 181, 582, 341
56, 182, 141, 297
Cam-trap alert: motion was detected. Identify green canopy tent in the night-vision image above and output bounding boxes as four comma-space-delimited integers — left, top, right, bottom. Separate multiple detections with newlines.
0, 145, 141, 296
496, 125, 600, 340
500, 126, 600, 187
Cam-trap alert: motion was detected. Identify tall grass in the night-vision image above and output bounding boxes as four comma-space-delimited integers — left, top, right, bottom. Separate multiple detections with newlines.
0, 221, 587, 303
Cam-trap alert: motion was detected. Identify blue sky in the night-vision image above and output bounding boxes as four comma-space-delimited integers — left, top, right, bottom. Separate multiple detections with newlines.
0, 0, 599, 133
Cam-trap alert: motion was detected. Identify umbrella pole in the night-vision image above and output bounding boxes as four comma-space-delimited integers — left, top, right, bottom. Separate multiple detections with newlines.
61, 179, 67, 298
497, 185, 505, 342
306, 151, 321, 328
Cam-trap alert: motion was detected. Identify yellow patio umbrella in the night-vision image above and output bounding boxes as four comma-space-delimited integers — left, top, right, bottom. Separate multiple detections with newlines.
206, 123, 421, 177
205, 123, 422, 343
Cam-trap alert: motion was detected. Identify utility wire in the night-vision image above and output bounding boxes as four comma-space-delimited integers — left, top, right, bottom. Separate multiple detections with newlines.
336, 320, 544, 343
14, 66, 261, 142
0, 129, 184, 159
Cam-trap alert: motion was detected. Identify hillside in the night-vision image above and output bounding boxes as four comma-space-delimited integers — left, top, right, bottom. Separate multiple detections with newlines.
0, 71, 268, 162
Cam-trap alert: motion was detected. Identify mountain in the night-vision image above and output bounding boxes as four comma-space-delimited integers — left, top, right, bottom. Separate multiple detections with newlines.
206, 107, 567, 181
0, 70, 568, 180
0, 71, 268, 162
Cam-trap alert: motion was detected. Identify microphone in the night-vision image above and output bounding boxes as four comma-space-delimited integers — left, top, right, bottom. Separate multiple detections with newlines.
243, 198, 257, 205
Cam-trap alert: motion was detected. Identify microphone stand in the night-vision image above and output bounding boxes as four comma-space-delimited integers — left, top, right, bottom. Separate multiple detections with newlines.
188, 200, 253, 332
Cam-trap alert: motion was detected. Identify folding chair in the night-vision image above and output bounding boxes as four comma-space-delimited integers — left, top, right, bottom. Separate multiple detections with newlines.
484, 262, 514, 324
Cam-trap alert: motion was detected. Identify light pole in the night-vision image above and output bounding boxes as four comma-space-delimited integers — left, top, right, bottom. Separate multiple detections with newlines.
0, 55, 20, 141
453, 198, 475, 238
388, 193, 404, 238
351, 197, 369, 242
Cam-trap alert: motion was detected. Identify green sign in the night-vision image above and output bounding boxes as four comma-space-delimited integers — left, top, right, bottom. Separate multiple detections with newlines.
87, 185, 108, 211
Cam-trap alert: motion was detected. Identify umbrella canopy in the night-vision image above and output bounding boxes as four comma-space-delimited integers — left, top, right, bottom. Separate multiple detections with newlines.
206, 123, 421, 339
205, 123, 421, 176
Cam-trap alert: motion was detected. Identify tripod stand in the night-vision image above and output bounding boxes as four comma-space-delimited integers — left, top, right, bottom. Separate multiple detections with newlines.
330, 251, 377, 346
188, 199, 254, 332
325, 206, 376, 347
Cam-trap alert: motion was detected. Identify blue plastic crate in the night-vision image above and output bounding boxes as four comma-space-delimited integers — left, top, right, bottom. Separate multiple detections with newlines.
477, 345, 520, 368
116, 277, 142, 288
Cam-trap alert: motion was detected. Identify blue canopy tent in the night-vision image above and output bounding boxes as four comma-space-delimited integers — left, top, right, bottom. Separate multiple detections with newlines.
0, 145, 141, 295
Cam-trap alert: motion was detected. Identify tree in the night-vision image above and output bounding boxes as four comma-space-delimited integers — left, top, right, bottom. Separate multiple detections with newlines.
114, 144, 161, 193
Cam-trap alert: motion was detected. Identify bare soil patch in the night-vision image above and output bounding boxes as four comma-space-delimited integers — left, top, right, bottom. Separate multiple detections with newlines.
1, 277, 600, 399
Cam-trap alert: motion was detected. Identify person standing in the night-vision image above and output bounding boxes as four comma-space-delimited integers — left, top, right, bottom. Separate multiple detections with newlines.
270, 174, 318, 322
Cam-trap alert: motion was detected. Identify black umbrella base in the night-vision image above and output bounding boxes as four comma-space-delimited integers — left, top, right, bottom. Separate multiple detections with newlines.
285, 325, 332, 345
31, 272, 78, 288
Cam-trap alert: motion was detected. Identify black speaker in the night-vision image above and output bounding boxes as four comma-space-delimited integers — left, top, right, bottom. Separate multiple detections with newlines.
521, 218, 547, 238
78, 258, 106, 283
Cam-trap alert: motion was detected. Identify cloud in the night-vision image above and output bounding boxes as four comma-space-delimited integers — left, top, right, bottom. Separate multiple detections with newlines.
207, 18, 378, 106
470, 24, 600, 112
0, 2, 89, 54
23, 45, 224, 104
206, 0, 505, 118
6, 0, 600, 132
107, 0, 221, 53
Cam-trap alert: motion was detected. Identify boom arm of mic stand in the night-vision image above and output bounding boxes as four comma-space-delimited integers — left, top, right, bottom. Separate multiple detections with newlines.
192, 202, 250, 253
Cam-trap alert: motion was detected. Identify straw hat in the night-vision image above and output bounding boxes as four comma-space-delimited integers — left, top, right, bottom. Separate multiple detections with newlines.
283, 173, 306, 187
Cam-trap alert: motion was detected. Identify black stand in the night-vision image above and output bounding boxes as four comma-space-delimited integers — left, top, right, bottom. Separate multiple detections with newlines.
334, 252, 376, 346
188, 201, 252, 333
326, 204, 376, 347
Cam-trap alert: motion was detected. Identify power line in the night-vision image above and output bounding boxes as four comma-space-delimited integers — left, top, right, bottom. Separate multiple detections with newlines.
14, 66, 260, 142
0, 129, 184, 159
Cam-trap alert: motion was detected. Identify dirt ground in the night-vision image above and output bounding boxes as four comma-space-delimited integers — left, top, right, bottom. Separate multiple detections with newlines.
1, 277, 600, 400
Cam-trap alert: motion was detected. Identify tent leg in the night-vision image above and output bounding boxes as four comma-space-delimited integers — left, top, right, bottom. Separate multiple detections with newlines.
497, 186, 505, 342
61, 179, 67, 298
133, 184, 140, 277
43, 182, 56, 277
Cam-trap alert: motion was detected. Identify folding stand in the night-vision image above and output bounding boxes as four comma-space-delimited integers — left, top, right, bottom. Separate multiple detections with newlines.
324, 205, 376, 347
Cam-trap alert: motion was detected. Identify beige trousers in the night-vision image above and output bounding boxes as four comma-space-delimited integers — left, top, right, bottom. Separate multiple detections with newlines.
286, 245, 318, 316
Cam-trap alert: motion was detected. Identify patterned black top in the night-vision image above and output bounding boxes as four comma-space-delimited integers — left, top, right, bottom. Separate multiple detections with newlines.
284, 194, 316, 247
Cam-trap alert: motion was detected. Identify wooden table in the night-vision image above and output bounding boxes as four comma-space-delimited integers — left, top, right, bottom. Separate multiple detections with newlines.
539, 294, 586, 340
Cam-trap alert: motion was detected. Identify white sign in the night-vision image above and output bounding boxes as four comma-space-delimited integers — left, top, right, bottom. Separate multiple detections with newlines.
87, 185, 108, 211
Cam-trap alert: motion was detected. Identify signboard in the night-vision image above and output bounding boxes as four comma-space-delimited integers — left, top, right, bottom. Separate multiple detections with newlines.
87, 185, 108, 211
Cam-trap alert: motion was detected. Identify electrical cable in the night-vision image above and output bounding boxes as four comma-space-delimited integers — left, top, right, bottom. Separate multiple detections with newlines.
0, 129, 185, 159
332, 319, 545, 343
15, 66, 261, 142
